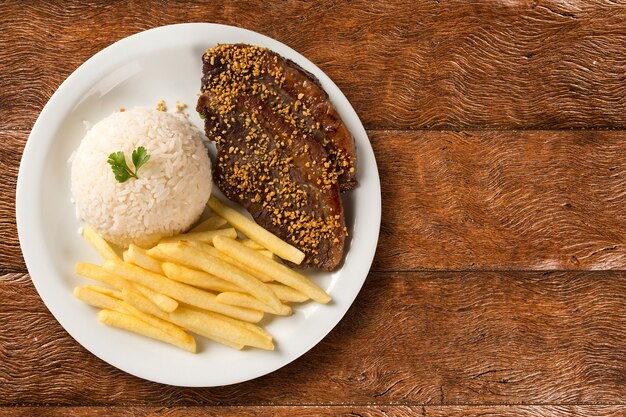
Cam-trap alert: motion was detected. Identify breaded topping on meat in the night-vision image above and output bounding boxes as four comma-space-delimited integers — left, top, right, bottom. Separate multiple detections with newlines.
197, 44, 357, 270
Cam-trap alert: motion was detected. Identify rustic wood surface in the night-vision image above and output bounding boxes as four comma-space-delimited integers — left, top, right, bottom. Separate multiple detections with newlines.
2, 0, 626, 130
3, 270, 626, 406
2, 130, 623, 272
2, 0, 626, 416
2, 405, 626, 417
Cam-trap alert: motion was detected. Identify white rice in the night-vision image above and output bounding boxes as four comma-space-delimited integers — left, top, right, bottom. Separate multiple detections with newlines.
71, 107, 212, 248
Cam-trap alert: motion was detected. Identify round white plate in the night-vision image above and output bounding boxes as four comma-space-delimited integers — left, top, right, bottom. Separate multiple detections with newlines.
16, 23, 380, 387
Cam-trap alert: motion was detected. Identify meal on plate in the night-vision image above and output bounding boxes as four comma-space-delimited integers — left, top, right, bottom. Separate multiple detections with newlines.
69, 44, 357, 353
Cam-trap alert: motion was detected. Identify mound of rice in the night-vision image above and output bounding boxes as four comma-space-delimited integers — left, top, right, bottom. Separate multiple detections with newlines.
71, 107, 211, 248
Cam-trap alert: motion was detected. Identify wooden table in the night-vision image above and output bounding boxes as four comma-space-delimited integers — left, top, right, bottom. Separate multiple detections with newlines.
2, 1, 625, 416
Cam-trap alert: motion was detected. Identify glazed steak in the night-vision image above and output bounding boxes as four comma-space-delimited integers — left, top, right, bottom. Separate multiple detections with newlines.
197, 44, 357, 270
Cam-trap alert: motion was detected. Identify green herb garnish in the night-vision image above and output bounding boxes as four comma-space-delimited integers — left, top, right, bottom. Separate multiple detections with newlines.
107, 146, 150, 183
198, 112, 206, 119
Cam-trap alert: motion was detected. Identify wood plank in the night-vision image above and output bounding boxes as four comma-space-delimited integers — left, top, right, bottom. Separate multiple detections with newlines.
2, 1, 626, 130
1, 405, 625, 417
2, 270, 626, 405
0, 131, 21, 271
374, 130, 626, 270
3, 130, 624, 271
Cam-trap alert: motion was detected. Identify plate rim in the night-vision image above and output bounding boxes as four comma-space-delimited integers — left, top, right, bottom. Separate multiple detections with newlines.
16, 22, 381, 387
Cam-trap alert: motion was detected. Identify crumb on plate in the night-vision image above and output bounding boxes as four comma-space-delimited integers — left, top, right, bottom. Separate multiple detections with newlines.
175, 101, 187, 112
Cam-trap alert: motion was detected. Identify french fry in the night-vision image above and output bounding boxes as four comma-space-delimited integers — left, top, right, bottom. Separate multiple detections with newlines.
124, 244, 162, 274
74, 286, 119, 310
116, 300, 194, 348
161, 262, 241, 293
76, 262, 128, 289
82, 225, 120, 261
184, 240, 272, 283
185, 306, 272, 342
207, 335, 245, 350
257, 250, 276, 260
267, 283, 309, 303
149, 242, 284, 314
169, 307, 274, 350
102, 260, 263, 323
76, 286, 195, 352
208, 195, 305, 264
98, 309, 196, 352
159, 228, 237, 244
75, 262, 178, 313
239, 238, 264, 250
213, 236, 331, 304
216, 292, 292, 316
120, 282, 257, 350
132, 285, 179, 313
190, 216, 228, 232
83, 284, 123, 300
121, 287, 168, 319
122, 289, 249, 350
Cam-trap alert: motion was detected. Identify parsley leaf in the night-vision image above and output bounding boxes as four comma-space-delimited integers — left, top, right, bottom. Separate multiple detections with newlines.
131, 146, 150, 172
107, 151, 134, 182
107, 147, 151, 183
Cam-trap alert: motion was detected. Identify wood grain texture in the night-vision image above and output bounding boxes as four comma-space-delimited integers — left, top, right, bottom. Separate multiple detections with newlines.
2, 0, 626, 130
0, 131, 22, 272
3, 0, 626, 412
3, 270, 626, 405
2, 405, 626, 417
374, 130, 626, 270
2, 130, 624, 272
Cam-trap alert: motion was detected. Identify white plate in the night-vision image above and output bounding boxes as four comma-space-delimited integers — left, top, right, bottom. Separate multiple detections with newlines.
16, 23, 380, 387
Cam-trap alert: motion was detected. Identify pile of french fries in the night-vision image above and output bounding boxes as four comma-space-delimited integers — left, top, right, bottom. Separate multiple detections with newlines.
73, 195, 331, 353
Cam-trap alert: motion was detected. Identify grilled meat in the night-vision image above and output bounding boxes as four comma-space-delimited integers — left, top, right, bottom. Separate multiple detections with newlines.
197, 44, 357, 270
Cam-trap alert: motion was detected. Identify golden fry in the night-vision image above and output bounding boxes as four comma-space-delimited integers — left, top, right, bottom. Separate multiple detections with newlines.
103, 260, 263, 323
266, 283, 309, 303
120, 302, 194, 348
207, 336, 245, 350
159, 228, 237, 244
216, 292, 292, 316
169, 307, 274, 350
257, 250, 277, 260
122, 290, 244, 350
75, 262, 178, 313
82, 225, 120, 261
186, 306, 272, 342
98, 309, 196, 353
132, 285, 178, 313
190, 216, 228, 232
149, 242, 283, 313
239, 238, 264, 250
213, 236, 330, 304
75, 262, 135, 292
208, 195, 304, 264
185, 240, 272, 283
76, 286, 194, 351
160, 250, 303, 304
74, 286, 119, 310
124, 244, 162, 274
121, 288, 167, 319
83, 284, 123, 300
161, 262, 241, 293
